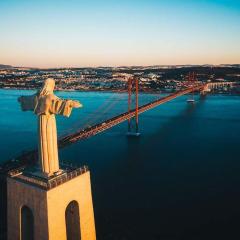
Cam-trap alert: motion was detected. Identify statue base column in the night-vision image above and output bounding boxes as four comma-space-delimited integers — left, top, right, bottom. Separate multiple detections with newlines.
7, 166, 96, 240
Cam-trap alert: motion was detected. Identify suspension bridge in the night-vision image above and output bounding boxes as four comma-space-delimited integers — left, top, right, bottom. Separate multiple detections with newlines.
59, 84, 203, 146
59, 77, 234, 146
0, 76, 235, 172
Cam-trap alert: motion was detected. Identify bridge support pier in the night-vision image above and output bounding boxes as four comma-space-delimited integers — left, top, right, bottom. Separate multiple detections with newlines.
126, 76, 140, 137
126, 132, 141, 137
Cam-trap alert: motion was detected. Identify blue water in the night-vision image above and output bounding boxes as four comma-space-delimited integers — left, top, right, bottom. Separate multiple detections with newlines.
1, 89, 240, 239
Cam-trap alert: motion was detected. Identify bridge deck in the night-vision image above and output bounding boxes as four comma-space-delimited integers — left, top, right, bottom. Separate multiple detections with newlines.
59, 84, 204, 147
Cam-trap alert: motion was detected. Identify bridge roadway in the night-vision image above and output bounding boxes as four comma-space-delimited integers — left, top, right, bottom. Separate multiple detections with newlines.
59, 84, 205, 147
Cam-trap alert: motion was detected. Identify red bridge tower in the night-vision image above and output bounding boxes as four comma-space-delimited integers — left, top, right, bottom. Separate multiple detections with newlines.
127, 76, 140, 136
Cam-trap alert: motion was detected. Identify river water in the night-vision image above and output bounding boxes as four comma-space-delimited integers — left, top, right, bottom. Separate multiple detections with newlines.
1, 90, 240, 239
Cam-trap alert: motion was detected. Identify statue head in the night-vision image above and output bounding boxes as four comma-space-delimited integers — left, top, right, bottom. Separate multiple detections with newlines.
39, 78, 55, 96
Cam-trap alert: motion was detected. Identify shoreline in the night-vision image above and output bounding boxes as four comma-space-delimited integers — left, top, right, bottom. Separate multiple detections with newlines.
0, 87, 239, 95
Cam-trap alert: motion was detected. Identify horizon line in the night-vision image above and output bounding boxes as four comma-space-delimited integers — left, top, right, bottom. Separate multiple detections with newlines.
1, 63, 240, 70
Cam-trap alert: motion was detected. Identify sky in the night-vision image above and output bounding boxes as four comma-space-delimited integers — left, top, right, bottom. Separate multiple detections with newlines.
0, 0, 240, 68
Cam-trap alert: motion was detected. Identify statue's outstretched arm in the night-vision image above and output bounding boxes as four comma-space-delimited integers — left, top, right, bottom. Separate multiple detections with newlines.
50, 96, 83, 117
18, 95, 37, 111
70, 100, 82, 108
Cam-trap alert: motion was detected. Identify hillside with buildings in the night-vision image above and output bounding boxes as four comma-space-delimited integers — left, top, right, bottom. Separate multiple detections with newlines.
0, 65, 240, 93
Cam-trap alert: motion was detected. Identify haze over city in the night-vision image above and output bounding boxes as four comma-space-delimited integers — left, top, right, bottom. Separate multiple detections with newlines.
0, 0, 240, 68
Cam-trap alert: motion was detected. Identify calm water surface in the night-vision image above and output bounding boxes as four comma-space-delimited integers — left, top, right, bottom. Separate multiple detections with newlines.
1, 89, 240, 239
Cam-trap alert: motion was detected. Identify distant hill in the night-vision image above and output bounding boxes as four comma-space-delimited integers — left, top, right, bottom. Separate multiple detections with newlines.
0, 64, 13, 69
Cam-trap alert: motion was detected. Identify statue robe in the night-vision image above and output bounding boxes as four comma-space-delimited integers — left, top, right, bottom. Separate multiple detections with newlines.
19, 93, 75, 176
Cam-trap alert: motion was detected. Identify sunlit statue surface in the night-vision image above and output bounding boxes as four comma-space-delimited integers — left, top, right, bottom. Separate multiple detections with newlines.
18, 78, 82, 177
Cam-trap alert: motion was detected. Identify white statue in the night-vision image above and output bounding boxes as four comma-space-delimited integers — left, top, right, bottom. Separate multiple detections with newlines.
18, 78, 82, 177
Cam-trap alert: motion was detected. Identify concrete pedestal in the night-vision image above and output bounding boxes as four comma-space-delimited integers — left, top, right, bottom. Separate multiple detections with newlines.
7, 170, 96, 240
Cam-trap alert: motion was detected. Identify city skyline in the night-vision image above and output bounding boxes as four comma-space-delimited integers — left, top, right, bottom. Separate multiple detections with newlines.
1, 0, 240, 68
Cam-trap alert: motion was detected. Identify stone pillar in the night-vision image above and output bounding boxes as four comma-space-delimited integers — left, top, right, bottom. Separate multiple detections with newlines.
7, 170, 96, 240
